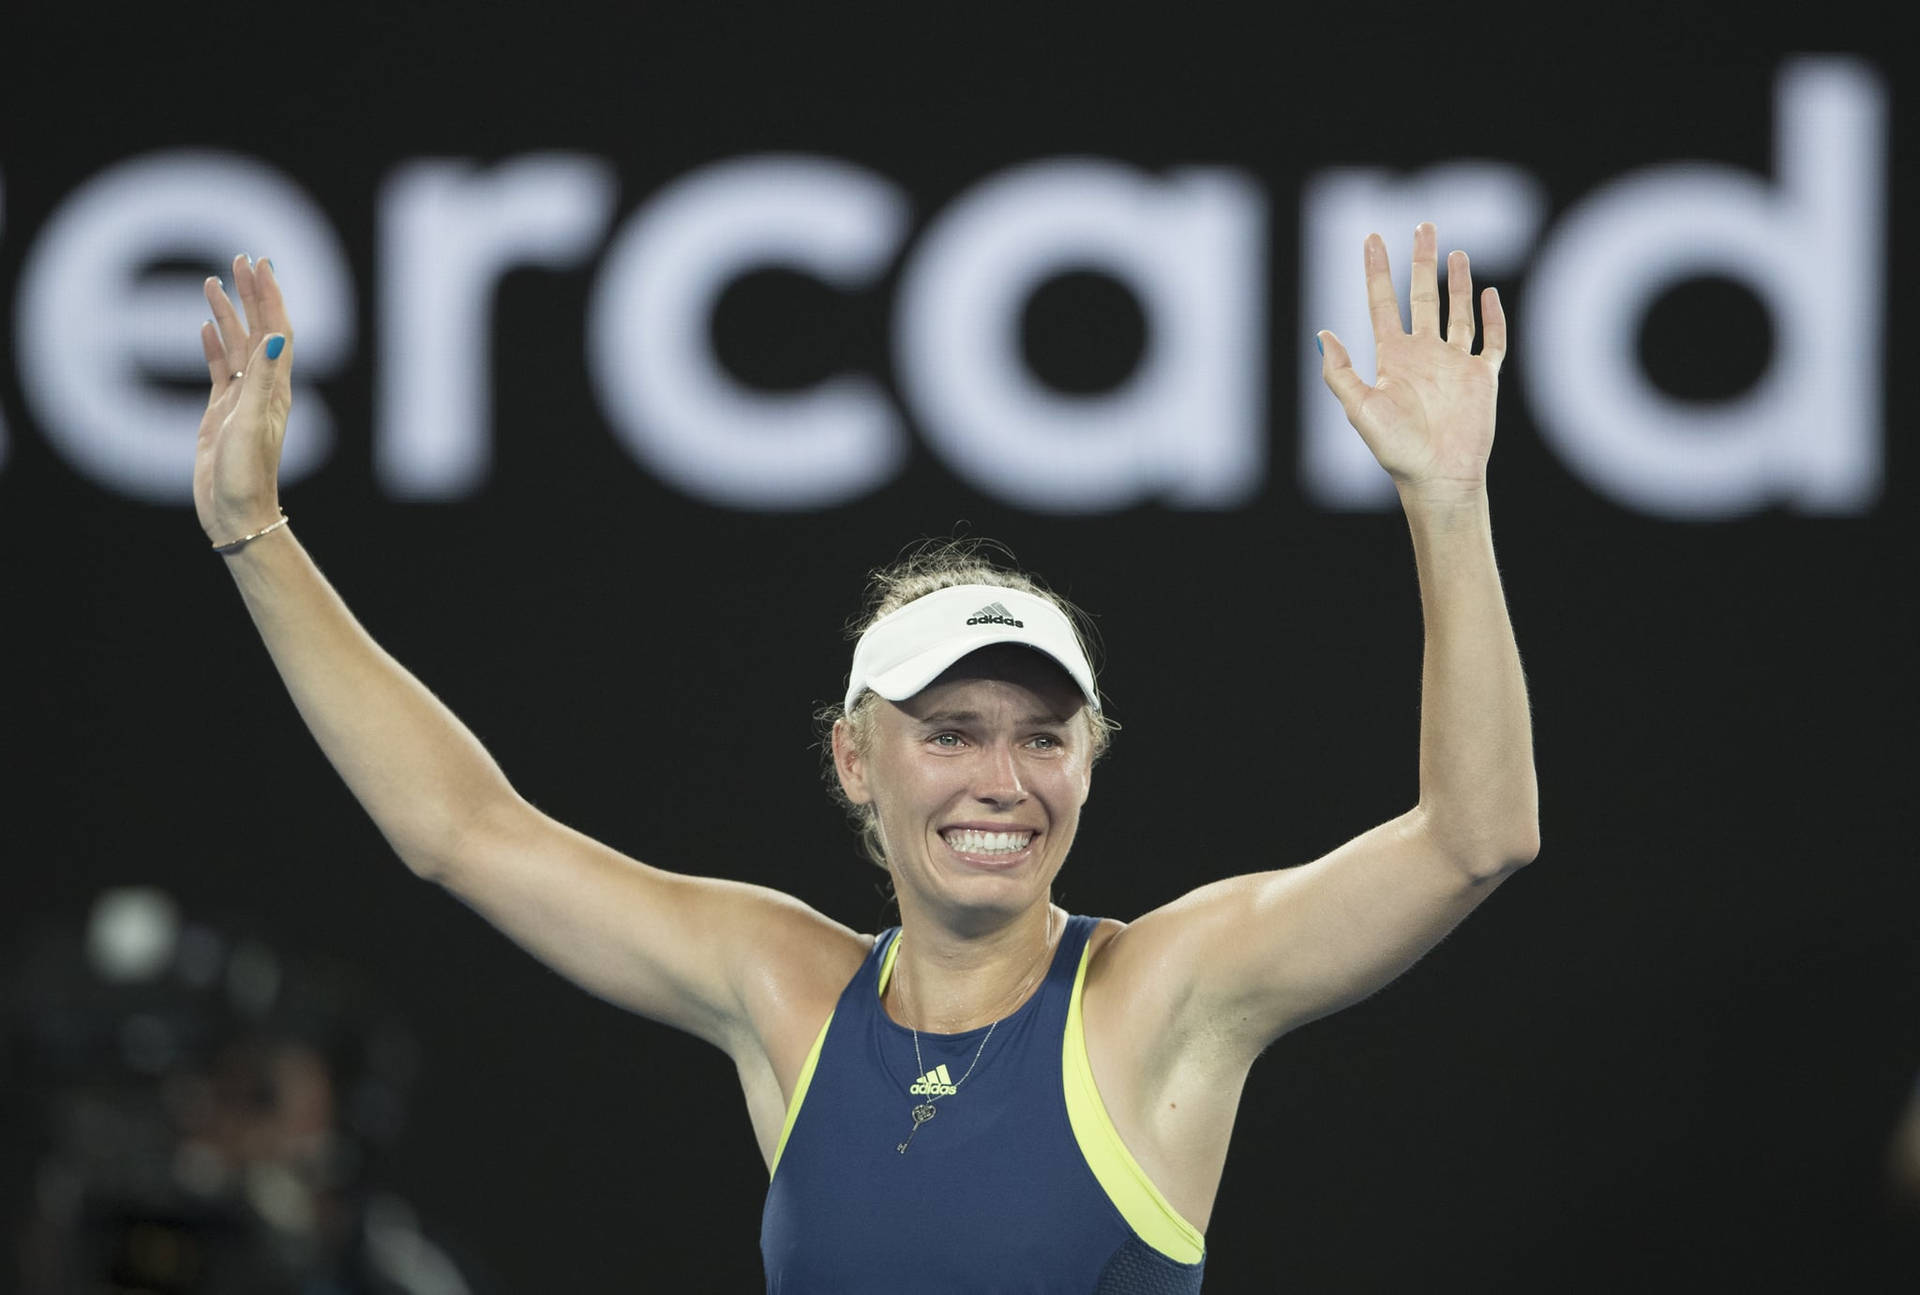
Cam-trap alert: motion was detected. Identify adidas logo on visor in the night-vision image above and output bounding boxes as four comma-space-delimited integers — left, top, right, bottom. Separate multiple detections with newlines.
965, 601, 1024, 628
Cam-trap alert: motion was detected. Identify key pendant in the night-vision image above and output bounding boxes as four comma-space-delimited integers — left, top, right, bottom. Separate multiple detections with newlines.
897, 1103, 937, 1153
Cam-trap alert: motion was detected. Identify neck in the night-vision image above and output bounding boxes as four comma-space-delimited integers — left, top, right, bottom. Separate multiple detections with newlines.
887, 902, 1059, 1034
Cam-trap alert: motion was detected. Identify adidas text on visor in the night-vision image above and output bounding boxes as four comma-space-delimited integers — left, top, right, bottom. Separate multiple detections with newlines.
844, 584, 1101, 715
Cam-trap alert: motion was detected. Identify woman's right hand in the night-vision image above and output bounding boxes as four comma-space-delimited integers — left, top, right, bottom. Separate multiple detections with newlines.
195, 255, 295, 547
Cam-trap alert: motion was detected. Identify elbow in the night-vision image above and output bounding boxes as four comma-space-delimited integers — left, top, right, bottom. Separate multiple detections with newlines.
1472, 820, 1540, 883
1505, 822, 1542, 869
1421, 804, 1540, 883
1466, 785, 1541, 881
396, 791, 524, 887
392, 833, 457, 885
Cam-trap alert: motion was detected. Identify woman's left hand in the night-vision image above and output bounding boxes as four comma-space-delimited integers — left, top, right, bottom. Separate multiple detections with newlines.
1316, 222, 1506, 499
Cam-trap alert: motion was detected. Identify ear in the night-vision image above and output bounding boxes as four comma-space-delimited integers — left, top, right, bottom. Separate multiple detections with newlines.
1075, 712, 1096, 807
831, 718, 872, 805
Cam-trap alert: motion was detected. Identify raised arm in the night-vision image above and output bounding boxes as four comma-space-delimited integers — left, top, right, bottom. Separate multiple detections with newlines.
1318, 223, 1539, 869
1096, 223, 1539, 1057
192, 256, 862, 1059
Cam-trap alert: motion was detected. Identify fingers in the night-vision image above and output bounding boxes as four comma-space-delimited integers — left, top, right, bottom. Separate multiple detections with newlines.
204, 270, 249, 375
232, 329, 293, 444
203, 254, 295, 386
1479, 286, 1506, 373
1409, 223, 1440, 336
233, 254, 264, 343
1316, 330, 1370, 420
252, 257, 293, 338
199, 320, 229, 400
1363, 233, 1404, 348
1350, 225, 1505, 372
1445, 249, 1475, 351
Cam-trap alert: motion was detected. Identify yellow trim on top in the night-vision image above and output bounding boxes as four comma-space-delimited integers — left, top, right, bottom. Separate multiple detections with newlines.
877, 928, 903, 996
772, 930, 897, 1181
768, 1008, 834, 1181
1062, 940, 1206, 1265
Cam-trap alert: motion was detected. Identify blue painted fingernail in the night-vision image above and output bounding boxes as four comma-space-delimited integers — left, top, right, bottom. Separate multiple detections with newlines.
261, 258, 273, 274
1314, 334, 1324, 356
266, 335, 285, 360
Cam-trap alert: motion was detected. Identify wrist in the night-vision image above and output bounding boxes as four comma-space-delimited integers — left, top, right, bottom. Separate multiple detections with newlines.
1396, 478, 1489, 516
210, 508, 290, 555
205, 496, 281, 537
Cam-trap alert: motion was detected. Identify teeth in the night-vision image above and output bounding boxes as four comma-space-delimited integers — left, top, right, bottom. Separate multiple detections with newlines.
944, 829, 1033, 855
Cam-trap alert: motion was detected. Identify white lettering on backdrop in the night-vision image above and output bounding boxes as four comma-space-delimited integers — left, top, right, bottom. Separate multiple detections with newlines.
15, 152, 355, 503
2, 58, 1888, 517
378, 156, 619, 498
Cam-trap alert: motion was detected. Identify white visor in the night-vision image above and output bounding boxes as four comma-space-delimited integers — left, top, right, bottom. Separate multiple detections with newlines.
844, 584, 1100, 715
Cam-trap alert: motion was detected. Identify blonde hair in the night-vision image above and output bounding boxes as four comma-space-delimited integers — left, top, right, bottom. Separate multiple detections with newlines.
817, 538, 1116, 871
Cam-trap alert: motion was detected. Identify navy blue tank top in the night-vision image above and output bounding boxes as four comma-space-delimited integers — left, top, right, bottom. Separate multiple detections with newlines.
760, 914, 1207, 1293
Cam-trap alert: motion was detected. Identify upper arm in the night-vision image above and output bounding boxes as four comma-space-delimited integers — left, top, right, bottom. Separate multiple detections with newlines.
1108, 808, 1529, 1063
433, 794, 866, 1057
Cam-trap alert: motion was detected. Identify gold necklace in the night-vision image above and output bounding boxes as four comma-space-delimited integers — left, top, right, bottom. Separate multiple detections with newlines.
895, 907, 1055, 1155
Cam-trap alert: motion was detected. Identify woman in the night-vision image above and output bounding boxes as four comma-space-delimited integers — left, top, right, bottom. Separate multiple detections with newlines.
193, 223, 1537, 1292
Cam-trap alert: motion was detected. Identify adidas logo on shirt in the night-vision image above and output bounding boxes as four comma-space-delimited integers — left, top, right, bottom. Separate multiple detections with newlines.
909, 1064, 959, 1096
966, 601, 1024, 628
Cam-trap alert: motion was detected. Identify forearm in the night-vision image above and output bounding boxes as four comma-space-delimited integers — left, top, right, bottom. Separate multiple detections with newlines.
1399, 484, 1539, 876
221, 525, 517, 877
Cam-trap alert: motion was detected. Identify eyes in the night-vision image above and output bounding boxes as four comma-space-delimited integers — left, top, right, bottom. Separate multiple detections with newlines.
927, 731, 1063, 752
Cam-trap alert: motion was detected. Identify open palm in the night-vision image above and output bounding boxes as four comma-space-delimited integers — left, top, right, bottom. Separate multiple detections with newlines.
194, 254, 294, 543
1317, 223, 1506, 495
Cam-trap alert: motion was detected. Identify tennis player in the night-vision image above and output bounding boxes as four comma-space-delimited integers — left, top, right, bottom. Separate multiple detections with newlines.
194, 222, 1536, 1292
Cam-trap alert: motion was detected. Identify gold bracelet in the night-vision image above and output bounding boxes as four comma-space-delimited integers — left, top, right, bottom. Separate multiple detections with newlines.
211, 510, 290, 554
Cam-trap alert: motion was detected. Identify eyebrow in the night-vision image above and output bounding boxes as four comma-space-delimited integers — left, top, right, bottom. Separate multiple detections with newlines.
916, 709, 1076, 727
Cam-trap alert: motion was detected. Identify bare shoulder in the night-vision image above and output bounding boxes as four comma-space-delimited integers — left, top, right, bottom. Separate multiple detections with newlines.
1082, 915, 1130, 977
1044, 913, 1209, 1083
1078, 903, 1266, 1233
730, 892, 872, 1075
727, 898, 872, 1170
1081, 903, 1229, 1057
1079, 891, 1276, 1104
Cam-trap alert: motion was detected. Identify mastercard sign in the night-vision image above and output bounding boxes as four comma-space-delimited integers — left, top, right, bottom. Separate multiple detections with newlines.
1, 58, 1885, 520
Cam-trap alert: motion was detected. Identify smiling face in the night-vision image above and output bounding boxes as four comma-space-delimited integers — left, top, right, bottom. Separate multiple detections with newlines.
833, 644, 1094, 929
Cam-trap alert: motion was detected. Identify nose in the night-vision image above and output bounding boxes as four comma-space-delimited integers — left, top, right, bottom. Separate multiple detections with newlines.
973, 739, 1027, 808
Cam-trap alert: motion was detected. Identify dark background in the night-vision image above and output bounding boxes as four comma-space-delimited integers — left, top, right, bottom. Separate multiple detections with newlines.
3, 6, 1915, 1291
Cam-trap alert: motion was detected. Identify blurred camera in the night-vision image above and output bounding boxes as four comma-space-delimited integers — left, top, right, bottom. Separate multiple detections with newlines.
2, 889, 468, 1295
